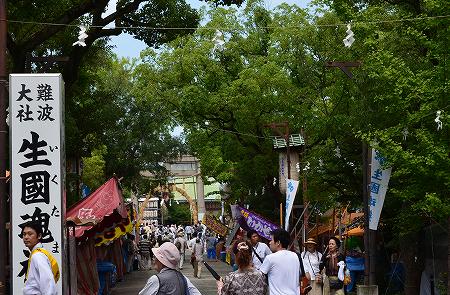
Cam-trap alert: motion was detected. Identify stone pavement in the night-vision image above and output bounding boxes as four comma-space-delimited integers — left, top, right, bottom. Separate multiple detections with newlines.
111, 250, 233, 295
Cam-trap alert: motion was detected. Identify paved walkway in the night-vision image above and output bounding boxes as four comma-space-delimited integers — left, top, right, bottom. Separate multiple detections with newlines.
111, 250, 233, 295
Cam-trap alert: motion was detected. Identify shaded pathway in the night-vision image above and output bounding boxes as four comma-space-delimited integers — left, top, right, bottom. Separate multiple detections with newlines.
111, 250, 232, 294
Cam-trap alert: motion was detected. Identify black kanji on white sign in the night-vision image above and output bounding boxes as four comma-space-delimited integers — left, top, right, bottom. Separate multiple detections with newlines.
18, 131, 52, 168
20, 171, 50, 204
19, 207, 54, 243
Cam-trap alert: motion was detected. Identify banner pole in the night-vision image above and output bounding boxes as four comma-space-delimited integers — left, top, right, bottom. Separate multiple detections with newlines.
280, 203, 283, 228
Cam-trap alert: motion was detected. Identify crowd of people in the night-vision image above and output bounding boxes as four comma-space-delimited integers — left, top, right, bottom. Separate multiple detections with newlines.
19, 217, 349, 295
132, 221, 349, 295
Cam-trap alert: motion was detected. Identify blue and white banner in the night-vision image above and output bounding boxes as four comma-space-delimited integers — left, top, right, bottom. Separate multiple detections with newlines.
369, 150, 392, 230
285, 179, 299, 231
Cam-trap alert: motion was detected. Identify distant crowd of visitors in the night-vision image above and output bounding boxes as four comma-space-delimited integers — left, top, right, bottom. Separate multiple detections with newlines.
131, 221, 349, 295
19, 217, 349, 295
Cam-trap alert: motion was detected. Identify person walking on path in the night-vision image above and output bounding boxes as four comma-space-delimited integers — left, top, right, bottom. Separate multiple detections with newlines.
21, 221, 58, 295
317, 237, 346, 295
247, 230, 272, 269
139, 242, 202, 295
216, 241, 267, 295
185, 225, 194, 240
206, 234, 217, 260
215, 237, 225, 262
139, 234, 152, 270
192, 238, 204, 278
260, 228, 301, 295
301, 238, 323, 295
174, 231, 188, 269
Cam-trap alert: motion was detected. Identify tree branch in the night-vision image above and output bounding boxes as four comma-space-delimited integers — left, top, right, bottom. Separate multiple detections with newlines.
22, 0, 101, 51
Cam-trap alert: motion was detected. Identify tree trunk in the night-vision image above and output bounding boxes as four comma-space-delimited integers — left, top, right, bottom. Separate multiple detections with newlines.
400, 230, 424, 295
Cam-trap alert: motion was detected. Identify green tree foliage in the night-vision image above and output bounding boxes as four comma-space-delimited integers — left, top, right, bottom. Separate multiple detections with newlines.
6, 0, 205, 205
70, 56, 186, 190
167, 202, 192, 225
81, 146, 107, 191
134, 1, 449, 289
7, 0, 199, 88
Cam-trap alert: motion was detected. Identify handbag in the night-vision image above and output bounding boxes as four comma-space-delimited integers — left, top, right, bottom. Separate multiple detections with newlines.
343, 269, 352, 285
328, 276, 343, 290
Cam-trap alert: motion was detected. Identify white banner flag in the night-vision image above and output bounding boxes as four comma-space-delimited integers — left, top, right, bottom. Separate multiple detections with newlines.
10, 74, 65, 294
369, 150, 392, 230
285, 179, 299, 231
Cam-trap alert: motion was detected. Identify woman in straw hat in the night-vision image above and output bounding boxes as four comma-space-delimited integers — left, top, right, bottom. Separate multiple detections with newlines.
301, 238, 323, 295
139, 242, 201, 295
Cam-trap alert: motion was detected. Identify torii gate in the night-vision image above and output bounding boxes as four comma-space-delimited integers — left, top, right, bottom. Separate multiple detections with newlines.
137, 184, 198, 225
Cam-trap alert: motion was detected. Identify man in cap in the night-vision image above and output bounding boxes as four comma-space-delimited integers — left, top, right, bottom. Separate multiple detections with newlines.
301, 238, 323, 295
139, 242, 201, 295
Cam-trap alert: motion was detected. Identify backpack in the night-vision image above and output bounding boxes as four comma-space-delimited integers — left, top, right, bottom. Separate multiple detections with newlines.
26, 248, 60, 283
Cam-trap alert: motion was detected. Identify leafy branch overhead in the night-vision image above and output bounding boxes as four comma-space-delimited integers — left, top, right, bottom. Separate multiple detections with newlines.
7, 0, 200, 88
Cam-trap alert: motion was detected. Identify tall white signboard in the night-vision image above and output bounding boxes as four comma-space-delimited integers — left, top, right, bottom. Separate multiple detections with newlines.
368, 149, 392, 230
10, 74, 65, 294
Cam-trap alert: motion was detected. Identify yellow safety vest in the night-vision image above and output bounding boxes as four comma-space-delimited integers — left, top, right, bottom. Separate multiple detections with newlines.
26, 248, 60, 283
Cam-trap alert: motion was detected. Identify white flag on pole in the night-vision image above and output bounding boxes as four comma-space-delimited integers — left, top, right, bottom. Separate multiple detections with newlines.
285, 179, 299, 231
368, 150, 392, 230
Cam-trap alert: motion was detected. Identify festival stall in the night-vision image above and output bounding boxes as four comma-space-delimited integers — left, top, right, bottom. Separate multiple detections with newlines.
66, 177, 133, 295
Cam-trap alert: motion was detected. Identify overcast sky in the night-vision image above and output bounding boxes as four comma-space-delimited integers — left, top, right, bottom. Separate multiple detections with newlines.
108, 0, 310, 58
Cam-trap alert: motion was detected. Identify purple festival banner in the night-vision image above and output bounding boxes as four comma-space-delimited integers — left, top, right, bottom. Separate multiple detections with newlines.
237, 206, 279, 240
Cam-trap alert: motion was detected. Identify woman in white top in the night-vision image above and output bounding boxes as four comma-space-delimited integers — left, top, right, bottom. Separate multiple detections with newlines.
301, 238, 323, 295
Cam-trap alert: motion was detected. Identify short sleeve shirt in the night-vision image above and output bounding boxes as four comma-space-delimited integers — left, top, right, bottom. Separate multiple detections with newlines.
252, 242, 272, 269
259, 249, 300, 295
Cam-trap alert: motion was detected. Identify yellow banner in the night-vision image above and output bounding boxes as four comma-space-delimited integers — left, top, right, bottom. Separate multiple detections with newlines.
94, 214, 133, 247
203, 214, 228, 236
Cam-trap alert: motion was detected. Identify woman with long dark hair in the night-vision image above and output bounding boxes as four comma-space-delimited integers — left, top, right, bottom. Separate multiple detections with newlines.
217, 241, 267, 295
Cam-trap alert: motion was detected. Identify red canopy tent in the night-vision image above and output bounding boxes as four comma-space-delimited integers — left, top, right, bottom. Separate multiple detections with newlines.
67, 177, 128, 238
66, 177, 129, 295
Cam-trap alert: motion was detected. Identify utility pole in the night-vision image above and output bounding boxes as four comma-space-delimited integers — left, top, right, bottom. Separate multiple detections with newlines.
265, 121, 290, 228
362, 143, 377, 285
0, 0, 7, 292
266, 122, 291, 178
300, 128, 308, 244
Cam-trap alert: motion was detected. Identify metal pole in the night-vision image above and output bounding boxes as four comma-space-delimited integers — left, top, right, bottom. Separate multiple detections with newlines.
279, 203, 283, 228
284, 122, 290, 230
0, 1, 7, 292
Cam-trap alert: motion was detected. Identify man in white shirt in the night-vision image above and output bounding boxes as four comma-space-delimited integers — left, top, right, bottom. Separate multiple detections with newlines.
247, 230, 272, 269
174, 232, 188, 269
185, 225, 193, 240
21, 221, 57, 295
260, 228, 300, 295
301, 238, 323, 295
139, 242, 201, 295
